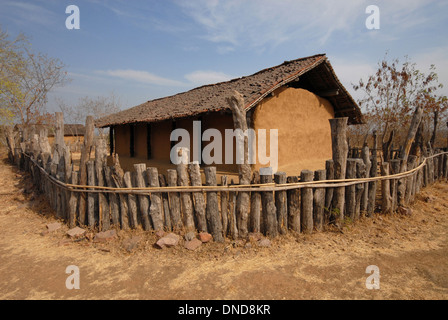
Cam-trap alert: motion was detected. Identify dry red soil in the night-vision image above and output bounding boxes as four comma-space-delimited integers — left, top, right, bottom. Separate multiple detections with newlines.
0, 148, 447, 300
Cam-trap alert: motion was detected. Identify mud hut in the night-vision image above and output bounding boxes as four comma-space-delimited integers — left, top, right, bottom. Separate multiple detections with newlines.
96, 54, 363, 176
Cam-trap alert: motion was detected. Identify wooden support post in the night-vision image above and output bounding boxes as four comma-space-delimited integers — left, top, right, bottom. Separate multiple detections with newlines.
123, 171, 138, 229
397, 159, 407, 207
313, 170, 326, 231
400, 106, 423, 162
345, 159, 356, 221
381, 162, 393, 214
274, 172, 287, 235
250, 172, 261, 234
367, 131, 378, 217
148, 167, 164, 231
204, 167, 224, 242
329, 118, 349, 226
167, 169, 183, 230
405, 156, 417, 205
228, 183, 238, 240
134, 163, 151, 231
300, 170, 314, 234
261, 168, 277, 237
286, 176, 300, 234
189, 162, 207, 232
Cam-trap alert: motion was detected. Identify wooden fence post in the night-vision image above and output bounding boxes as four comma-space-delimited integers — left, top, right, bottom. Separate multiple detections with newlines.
189, 162, 207, 232
250, 172, 261, 234
361, 146, 371, 214
261, 168, 277, 237
390, 159, 401, 212
104, 166, 120, 226
381, 162, 393, 214
176, 148, 195, 233
95, 138, 109, 231
345, 159, 356, 221
221, 175, 230, 235
147, 167, 164, 231
123, 171, 138, 229
324, 160, 334, 223
78, 116, 94, 226
300, 170, 314, 234
86, 160, 96, 228
355, 159, 366, 220
159, 174, 172, 231
110, 155, 129, 230
274, 172, 287, 235
287, 175, 300, 233
329, 118, 349, 226
68, 171, 79, 228
134, 163, 151, 230
167, 169, 183, 231
204, 167, 224, 242
367, 131, 378, 216
313, 170, 326, 231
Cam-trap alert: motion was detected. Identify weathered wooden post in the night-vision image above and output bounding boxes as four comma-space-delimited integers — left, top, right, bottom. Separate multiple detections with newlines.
159, 174, 172, 231
221, 176, 230, 235
367, 131, 378, 216
110, 154, 129, 230
95, 138, 109, 231
147, 167, 164, 231
123, 171, 138, 229
287, 175, 300, 233
390, 159, 401, 212
86, 160, 96, 228
300, 170, 314, 234
405, 156, 417, 205
134, 163, 151, 231
381, 162, 393, 214
189, 162, 207, 232
261, 167, 277, 237
176, 148, 195, 232
167, 169, 183, 230
226, 91, 251, 238
250, 172, 261, 233
313, 170, 326, 231
68, 171, 79, 228
204, 167, 224, 242
345, 159, 356, 221
274, 172, 287, 235
355, 159, 366, 220
361, 146, 371, 214
329, 118, 349, 226
78, 116, 95, 226
104, 166, 120, 226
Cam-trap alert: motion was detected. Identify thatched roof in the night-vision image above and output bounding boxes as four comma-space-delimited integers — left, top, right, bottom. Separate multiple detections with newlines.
96, 54, 363, 128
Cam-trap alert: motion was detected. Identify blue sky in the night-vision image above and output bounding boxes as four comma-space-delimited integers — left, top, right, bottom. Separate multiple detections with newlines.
1, 0, 447, 117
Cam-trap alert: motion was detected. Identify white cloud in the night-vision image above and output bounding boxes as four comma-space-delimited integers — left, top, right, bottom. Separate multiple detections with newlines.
97, 69, 186, 87
184, 70, 234, 86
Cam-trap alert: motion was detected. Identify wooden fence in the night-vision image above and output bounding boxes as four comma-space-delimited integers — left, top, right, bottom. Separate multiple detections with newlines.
3, 114, 448, 242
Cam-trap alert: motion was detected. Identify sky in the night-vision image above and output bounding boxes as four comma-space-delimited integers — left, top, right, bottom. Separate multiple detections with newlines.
1, 0, 447, 119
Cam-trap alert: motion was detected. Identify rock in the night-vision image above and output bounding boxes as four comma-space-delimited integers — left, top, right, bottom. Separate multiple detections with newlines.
66, 227, 86, 238
184, 238, 202, 251
398, 206, 412, 216
156, 233, 179, 249
155, 230, 166, 238
46, 222, 61, 233
198, 232, 213, 243
94, 230, 117, 242
122, 236, 142, 253
248, 232, 263, 242
257, 238, 271, 248
244, 242, 252, 249
184, 231, 196, 241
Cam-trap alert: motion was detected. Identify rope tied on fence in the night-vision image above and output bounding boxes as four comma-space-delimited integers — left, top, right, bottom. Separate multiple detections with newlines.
23, 151, 447, 195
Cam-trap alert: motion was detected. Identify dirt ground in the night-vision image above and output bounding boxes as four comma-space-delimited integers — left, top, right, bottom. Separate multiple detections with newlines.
0, 148, 447, 300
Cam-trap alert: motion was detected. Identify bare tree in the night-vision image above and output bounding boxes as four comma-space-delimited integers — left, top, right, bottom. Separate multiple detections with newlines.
0, 27, 69, 125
